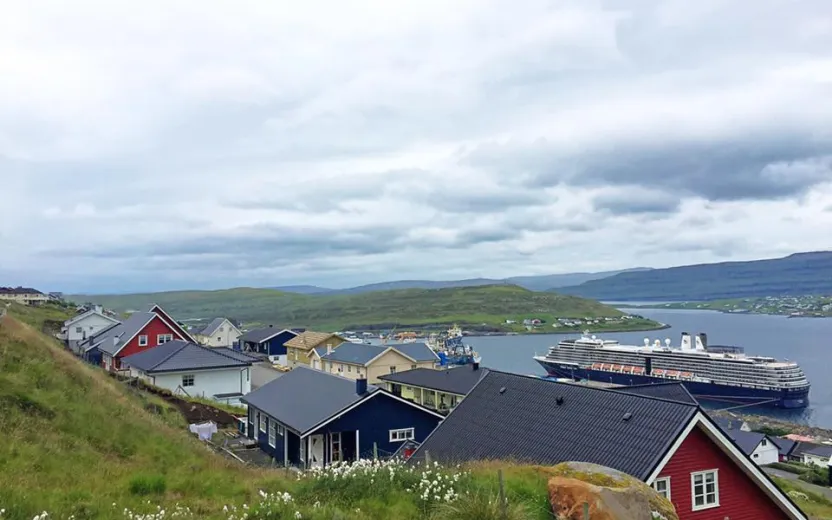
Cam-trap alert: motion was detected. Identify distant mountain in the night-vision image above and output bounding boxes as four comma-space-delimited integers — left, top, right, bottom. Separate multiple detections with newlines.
509, 268, 652, 291
269, 285, 332, 294
557, 251, 832, 301
327, 278, 506, 295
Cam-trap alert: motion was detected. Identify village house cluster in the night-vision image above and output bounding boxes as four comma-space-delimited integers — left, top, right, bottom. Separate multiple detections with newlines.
52, 302, 811, 520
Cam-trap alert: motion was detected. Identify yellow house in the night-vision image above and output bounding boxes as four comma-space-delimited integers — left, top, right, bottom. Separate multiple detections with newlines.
310, 342, 439, 384
285, 331, 346, 369
378, 364, 488, 414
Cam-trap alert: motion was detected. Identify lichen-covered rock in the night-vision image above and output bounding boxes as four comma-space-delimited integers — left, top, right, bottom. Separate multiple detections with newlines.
547, 462, 678, 520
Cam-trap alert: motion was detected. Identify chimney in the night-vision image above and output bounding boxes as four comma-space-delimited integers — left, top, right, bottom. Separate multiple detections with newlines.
472, 362, 479, 371
113, 337, 119, 346
326, 343, 333, 355
356, 378, 368, 395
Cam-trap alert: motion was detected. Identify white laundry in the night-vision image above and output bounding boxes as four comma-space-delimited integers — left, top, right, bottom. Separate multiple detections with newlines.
189, 421, 218, 441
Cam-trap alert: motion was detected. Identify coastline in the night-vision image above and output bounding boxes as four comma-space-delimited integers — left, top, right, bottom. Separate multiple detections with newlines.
465, 322, 670, 338
635, 304, 832, 319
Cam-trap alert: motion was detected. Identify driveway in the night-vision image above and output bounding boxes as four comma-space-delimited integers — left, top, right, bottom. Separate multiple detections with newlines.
251, 362, 284, 390
763, 467, 832, 499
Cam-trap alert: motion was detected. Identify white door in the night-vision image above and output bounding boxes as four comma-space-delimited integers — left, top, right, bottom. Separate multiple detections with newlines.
309, 435, 325, 468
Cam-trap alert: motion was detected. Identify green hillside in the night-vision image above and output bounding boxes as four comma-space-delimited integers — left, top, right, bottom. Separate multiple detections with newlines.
69, 284, 661, 333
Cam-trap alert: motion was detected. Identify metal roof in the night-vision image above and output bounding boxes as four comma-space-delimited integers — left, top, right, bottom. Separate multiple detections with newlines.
379, 365, 489, 395
121, 340, 254, 373
726, 430, 768, 455
411, 370, 698, 480
385, 342, 440, 362
197, 318, 228, 337
614, 382, 699, 405
241, 366, 379, 434
321, 343, 387, 365
239, 326, 296, 344
85, 312, 157, 356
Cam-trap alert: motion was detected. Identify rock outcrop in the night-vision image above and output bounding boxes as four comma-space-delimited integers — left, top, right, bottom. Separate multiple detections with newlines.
547, 462, 678, 520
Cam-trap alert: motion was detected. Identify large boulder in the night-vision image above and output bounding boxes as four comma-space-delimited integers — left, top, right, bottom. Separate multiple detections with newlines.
547, 462, 678, 520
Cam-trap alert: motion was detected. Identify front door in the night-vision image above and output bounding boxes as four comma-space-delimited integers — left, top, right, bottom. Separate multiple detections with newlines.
309, 435, 325, 468
330, 432, 342, 462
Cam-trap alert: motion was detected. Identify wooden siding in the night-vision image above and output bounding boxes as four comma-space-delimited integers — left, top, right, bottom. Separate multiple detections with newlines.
110, 316, 185, 370
657, 426, 789, 520
366, 350, 434, 384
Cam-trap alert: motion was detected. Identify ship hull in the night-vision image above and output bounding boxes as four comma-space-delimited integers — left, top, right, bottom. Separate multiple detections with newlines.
535, 359, 810, 409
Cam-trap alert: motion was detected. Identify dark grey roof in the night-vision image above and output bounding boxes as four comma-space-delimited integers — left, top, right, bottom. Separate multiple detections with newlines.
241, 366, 379, 434
121, 340, 254, 373
85, 312, 157, 356
411, 370, 698, 480
726, 430, 767, 455
772, 438, 797, 456
213, 347, 261, 362
387, 342, 440, 362
239, 326, 295, 344
800, 443, 832, 458
379, 365, 489, 395
198, 318, 228, 337
321, 343, 387, 365
614, 383, 698, 405
708, 414, 747, 432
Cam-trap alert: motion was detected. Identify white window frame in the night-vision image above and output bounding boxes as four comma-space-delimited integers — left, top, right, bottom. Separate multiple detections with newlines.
276, 423, 284, 436
138, 335, 148, 347
389, 428, 415, 442
181, 374, 195, 387
157, 334, 174, 344
690, 469, 719, 511
259, 413, 266, 433
268, 421, 276, 447
652, 477, 670, 500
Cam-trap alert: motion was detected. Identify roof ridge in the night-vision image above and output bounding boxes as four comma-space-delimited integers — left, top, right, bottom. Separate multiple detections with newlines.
202, 343, 252, 363
148, 341, 192, 371
486, 369, 700, 408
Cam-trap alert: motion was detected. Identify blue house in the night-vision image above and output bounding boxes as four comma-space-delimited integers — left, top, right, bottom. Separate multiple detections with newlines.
239, 326, 298, 359
241, 366, 445, 468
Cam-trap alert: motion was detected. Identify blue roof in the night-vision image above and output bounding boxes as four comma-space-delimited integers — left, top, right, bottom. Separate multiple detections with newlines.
121, 340, 254, 373
242, 366, 379, 434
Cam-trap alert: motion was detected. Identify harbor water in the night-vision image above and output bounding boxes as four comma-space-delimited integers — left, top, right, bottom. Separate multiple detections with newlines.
464, 307, 832, 428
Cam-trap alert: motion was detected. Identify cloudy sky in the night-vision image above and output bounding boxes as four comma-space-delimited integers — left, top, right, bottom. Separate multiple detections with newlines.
3, 0, 832, 293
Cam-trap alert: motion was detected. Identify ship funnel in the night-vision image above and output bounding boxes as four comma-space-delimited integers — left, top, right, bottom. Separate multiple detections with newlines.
680, 332, 692, 350
653, 339, 661, 348
664, 338, 671, 348
694, 334, 706, 351
643, 338, 650, 346
698, 333, 708, 348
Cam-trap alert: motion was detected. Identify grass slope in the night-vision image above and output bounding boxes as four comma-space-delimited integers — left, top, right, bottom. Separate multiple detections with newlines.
558, 251, 832, 301
68, 285, 657, 332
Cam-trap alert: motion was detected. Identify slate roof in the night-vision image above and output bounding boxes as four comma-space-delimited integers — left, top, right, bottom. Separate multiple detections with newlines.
239, 326, 295, 344
122, 340, 255, 373
241, 366, 380, 434
198, 318, 228, 337
386, 342, 440, 362
726, 430, 768, 455
614, 383, 698, 405
411, 370, 699, 480
84, 312, 158, 356
379, 365, 489, 395
285, 331, 344, 351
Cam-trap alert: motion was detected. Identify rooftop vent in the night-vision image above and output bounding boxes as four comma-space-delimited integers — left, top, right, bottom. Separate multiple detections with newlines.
499, 387, 506, 395
555, 397, 564, 406
623, 412, 633, 421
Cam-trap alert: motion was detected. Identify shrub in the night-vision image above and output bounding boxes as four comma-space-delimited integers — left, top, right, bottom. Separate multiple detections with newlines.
766, 462, 808, 474
128, 474, 167, 496
432, 491, 533, 520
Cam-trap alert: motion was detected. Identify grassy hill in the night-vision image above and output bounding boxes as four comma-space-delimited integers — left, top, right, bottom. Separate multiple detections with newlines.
68, 285, 661, 333
558, 251, 832, 301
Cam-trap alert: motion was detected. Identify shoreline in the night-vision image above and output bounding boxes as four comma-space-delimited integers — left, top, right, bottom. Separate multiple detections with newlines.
465, 322, 670, 338
635, 305, 832, 319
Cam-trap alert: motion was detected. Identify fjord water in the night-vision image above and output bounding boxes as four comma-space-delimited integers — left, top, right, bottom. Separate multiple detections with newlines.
465, 308, 832, 427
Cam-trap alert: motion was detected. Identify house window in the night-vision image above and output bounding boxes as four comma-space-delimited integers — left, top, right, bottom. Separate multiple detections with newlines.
138, 335, 148, 347
761, 439, 767, 446
276, 423, 284, 436
268, 422, 276, 447
691, 470, 719, 510
411, 364, 417, 370
337, 364, 343, 373
389, 428, 415, 442
259, 413, 266, 433
652, 477, 670, 500
217, 336, 222, 342
75, 326, 83, 333
331, 432, 342, 462
347, 365, 352, 373
158, 334, 174, 344
390, 366, 397, 374
219, 326, 224, 332
182, 374, 195, 387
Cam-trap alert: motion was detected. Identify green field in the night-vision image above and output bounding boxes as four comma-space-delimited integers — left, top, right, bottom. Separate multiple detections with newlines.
69, 284, 662, 333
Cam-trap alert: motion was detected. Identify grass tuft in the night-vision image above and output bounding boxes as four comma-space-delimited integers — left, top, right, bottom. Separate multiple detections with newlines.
129, 475, 168, 496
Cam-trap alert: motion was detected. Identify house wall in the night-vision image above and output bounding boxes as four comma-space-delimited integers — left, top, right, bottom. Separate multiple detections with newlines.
656, 426, 789, 520
750, 438, 780, 466
149, 306, 193, 343
201, 321, 242, 348
287, 337, 345, 369
110, 316, 186, 370
138, 367, 251, 401
366, 350, 435, 384
66, 313, 118, 342
396, 385, 462, 412
802, 453, 830, 467
314, 392, 442, 460
0, 293, 49, 305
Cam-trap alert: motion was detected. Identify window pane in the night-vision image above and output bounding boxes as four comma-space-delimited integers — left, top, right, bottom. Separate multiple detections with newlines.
694, 496, 704, 507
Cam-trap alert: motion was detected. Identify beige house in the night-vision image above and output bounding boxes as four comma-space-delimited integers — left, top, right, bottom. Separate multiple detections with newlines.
310, 342, 439, 384
194, 318, 242, 348
378, 364, 489, 414
0, 287, 49, 305
285, 331, 347, 369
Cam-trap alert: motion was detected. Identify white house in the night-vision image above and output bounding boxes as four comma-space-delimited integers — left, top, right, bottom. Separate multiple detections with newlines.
728, 430, 780, 466
63, 306, 120, 351
121, 340, 259, 406
194, 318, 242, 348
800, 444, 832, 467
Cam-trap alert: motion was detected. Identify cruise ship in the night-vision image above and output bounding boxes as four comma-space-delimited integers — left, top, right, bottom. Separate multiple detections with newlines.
533, 332, 810, 409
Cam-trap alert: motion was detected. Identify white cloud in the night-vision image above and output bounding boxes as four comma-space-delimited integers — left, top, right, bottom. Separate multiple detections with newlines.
2, 0, 832, 292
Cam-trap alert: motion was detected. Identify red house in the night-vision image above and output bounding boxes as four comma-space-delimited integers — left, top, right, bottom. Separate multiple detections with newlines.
412, 374, 807, 520
81, 304, 195, 372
